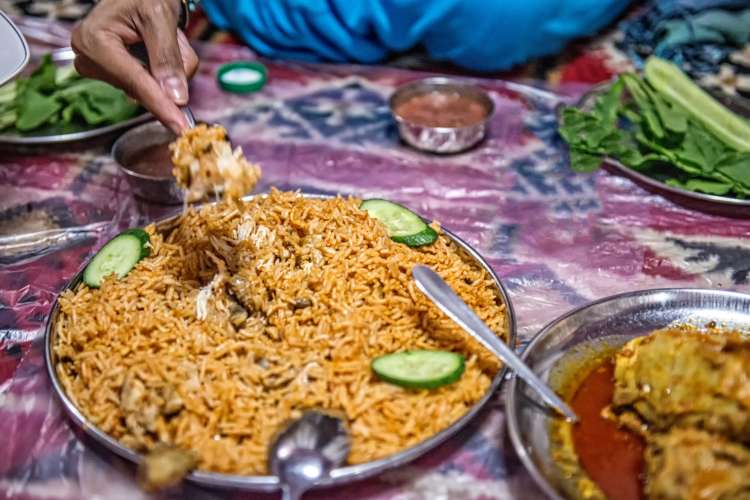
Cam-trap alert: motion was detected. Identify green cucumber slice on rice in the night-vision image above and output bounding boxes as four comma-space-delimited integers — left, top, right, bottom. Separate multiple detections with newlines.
83, 228, 150, 287
360, 199, 438, 247
372, 350, 465, 389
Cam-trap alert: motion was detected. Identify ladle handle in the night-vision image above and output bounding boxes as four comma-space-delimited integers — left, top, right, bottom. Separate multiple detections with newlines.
412, 265, 578, 422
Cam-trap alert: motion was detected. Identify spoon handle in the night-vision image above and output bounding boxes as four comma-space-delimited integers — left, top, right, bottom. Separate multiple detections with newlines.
412, 265, 578, 422
281, 483, 304, 500
128, 43, 197, 130
181, 105, 196, 128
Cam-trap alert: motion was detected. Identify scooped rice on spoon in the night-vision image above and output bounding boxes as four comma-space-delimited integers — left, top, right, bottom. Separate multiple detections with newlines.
170, 124, 261, 202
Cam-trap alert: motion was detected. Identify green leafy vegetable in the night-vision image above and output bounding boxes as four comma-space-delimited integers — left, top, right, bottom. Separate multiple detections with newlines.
0, 54, 141, 134
644, 57, 750, 152
15, 88, 62, 131
559, 56, 750, 199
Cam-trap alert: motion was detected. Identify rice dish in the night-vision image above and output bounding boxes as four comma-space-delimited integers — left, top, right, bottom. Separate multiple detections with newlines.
53, 190, 508, 475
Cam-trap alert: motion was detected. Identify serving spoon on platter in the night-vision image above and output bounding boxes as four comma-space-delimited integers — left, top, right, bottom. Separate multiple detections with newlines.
269, 411, 351, 500
412, 265, 578, 422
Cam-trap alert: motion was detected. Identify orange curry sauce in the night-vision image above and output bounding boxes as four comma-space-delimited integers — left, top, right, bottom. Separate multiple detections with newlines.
569, 360, 645, 500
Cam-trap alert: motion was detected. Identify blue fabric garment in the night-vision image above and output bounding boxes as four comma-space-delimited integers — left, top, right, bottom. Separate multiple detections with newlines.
201, 0, 632, 71
617, 0, 750, 78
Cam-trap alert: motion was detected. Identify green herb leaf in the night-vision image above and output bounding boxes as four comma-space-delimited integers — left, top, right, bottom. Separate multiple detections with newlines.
592, 78, 623, 126
15, 88, 61, 131
27, 54, 57, 93
715, 153, 750, 188
570, 150, 603, 172
665, 177, 733, 195
621, 73, 665, 140
642, 81, 687, 135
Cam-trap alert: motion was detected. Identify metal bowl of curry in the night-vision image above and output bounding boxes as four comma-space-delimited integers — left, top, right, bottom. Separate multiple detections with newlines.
506, 288, 750, 500
112, 120, 184, 205
389, 77, 494, 154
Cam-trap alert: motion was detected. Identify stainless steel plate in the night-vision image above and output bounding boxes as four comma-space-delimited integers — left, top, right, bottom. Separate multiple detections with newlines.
45, 194, 517, 492
575, 84, 750, 211
505, 288, 750, 499
0, 47, 150, 146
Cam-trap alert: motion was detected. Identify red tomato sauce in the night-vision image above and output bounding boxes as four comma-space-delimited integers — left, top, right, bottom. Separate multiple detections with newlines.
569, 360, 645, 500
394, 91, 488, 128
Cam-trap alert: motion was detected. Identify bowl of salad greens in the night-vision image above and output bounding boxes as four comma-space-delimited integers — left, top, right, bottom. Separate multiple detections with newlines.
0, 48, 148, 145
559, 56, 750, 209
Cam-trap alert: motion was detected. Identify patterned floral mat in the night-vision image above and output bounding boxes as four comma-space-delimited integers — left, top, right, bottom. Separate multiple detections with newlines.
2, 31, 750, 500
1, 2, 750, 500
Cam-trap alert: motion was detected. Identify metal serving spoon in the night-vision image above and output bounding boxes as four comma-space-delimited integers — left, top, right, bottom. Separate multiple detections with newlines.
129, 43, 196, 130
412, 265, 578, 422
269, 411, 351, 500
180, 105, 196, 128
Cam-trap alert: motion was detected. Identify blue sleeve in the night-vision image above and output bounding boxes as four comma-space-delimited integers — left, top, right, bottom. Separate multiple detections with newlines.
201, 0, 632, 71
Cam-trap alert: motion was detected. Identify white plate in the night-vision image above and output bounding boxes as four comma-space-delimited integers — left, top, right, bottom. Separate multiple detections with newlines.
0, 11, 29, 86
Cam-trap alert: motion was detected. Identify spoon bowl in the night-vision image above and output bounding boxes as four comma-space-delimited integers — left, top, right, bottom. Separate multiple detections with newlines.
269, 411, 350, 500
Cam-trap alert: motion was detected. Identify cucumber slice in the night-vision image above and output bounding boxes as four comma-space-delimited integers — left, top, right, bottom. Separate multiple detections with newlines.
83, 228, 150, 287
360, 199, 438, 247
372, 350, 465, 389
644, 57, 750, 152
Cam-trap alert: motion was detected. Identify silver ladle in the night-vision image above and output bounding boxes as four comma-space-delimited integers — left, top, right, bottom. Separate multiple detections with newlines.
412, 265, 578, 422
268, 411, 351, 500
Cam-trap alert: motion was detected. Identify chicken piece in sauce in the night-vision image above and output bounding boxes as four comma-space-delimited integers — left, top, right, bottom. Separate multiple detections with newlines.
612, 329, 750, 440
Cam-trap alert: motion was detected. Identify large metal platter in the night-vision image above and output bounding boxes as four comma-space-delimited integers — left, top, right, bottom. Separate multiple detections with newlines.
506, 288, 750, 499
0, 47, 150, 146
45, 193, 517, 492
575, 84, 750, 212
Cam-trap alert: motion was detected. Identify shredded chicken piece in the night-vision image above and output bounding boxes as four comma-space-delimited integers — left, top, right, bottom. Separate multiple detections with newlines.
170, 124, 261, 201
196, 273, 224, 320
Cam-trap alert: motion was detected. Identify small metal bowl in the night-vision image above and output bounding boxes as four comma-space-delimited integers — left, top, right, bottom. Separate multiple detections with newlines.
389, 77, 494, 154
112, 120, 184, 205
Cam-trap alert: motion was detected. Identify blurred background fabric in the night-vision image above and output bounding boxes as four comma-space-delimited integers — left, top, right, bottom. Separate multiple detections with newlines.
1, 0, 749, 95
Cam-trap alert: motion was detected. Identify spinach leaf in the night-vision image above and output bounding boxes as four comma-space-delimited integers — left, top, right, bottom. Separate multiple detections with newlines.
715, 153, 750, 188
2, 54, 141, 134
592, 79, 623, 126
15, 88, 61, 131
569, 149, 602, 173
559, 67, 750, 200
27, 55, 57, 93
665, 177, 733, 195
641, 82, 687, 135
621, 74, 665, 140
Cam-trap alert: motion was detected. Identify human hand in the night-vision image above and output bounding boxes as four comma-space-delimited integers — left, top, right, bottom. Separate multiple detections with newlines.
71, 0, 199, 133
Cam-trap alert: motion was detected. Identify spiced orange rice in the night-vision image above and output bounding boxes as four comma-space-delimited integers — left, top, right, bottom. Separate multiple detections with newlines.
53, 190, 508, 475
